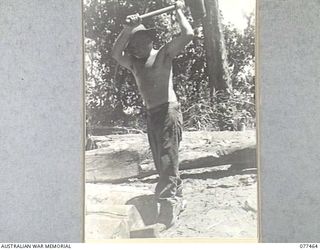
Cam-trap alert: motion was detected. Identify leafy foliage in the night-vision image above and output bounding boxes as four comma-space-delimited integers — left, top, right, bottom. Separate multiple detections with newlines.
84, 0, 255, 131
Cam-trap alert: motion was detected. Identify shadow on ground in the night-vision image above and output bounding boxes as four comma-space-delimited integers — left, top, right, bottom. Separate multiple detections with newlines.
126, 194, 158, 226
180, 162, 257, 180
138, 161, 257, 184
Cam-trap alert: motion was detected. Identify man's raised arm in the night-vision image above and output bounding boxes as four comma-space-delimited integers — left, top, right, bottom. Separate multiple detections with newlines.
164, 2, 194, 58
111, 24, 135, 70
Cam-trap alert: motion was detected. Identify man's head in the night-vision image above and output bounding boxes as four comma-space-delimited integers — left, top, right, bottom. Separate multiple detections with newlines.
125, 24, 156, 59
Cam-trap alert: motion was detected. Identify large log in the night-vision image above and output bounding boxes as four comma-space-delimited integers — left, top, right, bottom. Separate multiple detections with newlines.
139, 146, 256, 176
85, 131, 256, 183
86, 204, 166, 239
86, 183, 154, 206
86, 149, 141, 183
85, 215, 129, 241
86, 205, 145, 231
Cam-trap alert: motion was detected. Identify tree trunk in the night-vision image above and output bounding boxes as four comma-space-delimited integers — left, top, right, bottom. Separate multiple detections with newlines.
201, 0, 231, 94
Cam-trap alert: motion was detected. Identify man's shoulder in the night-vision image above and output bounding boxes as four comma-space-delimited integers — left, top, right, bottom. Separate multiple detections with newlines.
155, 45, 174, 61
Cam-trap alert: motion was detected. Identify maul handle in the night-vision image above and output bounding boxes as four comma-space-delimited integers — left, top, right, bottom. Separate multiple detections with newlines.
125, 5, 176, 24
140, 5, 176, 19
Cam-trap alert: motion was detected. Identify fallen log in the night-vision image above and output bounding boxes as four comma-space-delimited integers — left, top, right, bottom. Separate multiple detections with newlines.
139, 146, 256, 177
85, 131, 256, 183
90, 126, 144, 136
86, 183, 154, 206
86, 150, 142, 183
85, 215, 129, 241
86, 205, 145, 231
86, 205, 166, 239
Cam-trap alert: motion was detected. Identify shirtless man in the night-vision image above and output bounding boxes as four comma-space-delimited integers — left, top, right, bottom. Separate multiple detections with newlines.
112, 1, 194, 228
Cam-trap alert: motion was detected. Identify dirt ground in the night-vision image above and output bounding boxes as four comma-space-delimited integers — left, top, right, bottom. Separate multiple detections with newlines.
159, 166, 257, 238
86, 131, 258, 240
